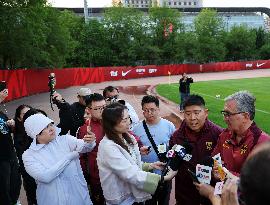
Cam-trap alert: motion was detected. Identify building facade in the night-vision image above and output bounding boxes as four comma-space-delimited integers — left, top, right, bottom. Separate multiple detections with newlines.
120, 0, 202, 8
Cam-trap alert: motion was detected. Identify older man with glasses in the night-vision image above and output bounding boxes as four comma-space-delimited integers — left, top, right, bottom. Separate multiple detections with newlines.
212, 90, 270, 177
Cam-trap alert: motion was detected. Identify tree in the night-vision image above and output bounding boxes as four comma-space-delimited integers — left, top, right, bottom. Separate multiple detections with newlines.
179, 32, 197, 63
149, 7, 184, 64
259, 32, 270, 60
193, 8, 226, 63
0, 1, 79, 69
103, 7, 146, 66
225, 25, 256, 61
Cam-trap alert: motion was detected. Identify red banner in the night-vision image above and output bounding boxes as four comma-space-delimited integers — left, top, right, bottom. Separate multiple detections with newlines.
0, 60, 269, 101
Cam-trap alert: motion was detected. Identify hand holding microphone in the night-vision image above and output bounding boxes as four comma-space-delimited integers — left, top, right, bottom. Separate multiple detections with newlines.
163, 167, 178, 181
161, 143, 193, 179
149, 161, 166, 170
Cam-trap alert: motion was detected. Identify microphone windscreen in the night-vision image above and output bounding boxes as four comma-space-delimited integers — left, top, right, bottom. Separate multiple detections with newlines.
169, 156, 182, 171
200, 156, 214, 167
182, 140, 193, 154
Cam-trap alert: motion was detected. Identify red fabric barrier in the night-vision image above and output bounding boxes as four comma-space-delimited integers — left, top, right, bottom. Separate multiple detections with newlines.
103, 65, 163, 81
0, 69, 28, 101
0, 60, 269, 102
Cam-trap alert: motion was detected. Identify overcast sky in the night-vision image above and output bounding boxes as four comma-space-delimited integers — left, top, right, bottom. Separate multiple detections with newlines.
47, 0, 270, 8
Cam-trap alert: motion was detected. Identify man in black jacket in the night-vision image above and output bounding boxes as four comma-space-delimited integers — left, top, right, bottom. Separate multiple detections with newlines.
0, 88, 21, 205
179, 73, 193, 110
53, 87, 91, 136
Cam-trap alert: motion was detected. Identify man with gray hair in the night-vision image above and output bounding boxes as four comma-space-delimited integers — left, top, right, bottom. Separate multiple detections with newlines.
212, 90, 269, 176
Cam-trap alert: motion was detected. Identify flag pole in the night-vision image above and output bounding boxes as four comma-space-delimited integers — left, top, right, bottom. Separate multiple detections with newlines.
168, 71, 171, 85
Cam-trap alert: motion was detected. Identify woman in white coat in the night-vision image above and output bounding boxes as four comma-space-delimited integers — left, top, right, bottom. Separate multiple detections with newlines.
22, 113, 96, 205
97, 103, 177, 205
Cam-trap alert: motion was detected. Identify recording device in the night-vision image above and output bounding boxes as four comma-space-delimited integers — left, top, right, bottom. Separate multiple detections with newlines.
48, 73, 56, 111
161, 143, 193, 177
48, 73, 56, 95
106, 96, 126, 105
0, 81, 6, 92
201, 156, 214, 168
147, 146, 151, 152
187, 169, 200, 183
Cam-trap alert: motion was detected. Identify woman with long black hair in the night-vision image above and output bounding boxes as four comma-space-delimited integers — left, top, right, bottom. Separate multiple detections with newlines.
97, 103, 177, 205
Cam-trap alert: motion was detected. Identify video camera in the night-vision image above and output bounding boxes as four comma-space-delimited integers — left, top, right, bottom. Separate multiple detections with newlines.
48, 73, 56, 95
105, 95, 126, 106
48, 73, 56, 110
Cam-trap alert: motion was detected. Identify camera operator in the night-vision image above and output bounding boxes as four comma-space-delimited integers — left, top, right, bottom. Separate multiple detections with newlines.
103, 86, 139, 130
179, 73, 193, 110
52, 88, 92, 136
0, 88, 21, 205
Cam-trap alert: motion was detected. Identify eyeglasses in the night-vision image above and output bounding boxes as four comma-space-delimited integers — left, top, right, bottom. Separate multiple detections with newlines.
221, 110, 245, 117
89, 105, 106, 111
106, 95, 119, 101
143, 108, 158, 114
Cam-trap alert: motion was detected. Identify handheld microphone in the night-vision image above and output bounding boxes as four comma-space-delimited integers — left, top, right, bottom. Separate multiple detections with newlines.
161, 149, 176, 176
162, 143, 193, 177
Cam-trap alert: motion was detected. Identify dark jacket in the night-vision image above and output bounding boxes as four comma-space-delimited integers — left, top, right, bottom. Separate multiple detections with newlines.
56, 101, 85, 137
169, 120, 223, 205
0, 111, 17, 160
13, 119, 33, 157
179, 77, 193, 93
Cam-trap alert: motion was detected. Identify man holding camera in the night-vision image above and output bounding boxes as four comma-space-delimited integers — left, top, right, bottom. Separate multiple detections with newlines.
103, 86, 139, 130
53, 87, 92, 136
169, 95, 223, 205
0, 88, 21, 205
179, 73, 193, 110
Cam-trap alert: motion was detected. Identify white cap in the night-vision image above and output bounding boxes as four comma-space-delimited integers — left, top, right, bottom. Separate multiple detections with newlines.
77, 88, 92, 96
24, 114, 54, 139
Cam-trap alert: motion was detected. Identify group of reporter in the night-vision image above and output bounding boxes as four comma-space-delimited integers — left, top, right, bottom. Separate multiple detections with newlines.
0, 85, 269, 205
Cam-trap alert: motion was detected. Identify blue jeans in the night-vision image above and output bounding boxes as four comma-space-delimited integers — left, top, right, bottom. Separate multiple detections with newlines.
180, 92, 189, 110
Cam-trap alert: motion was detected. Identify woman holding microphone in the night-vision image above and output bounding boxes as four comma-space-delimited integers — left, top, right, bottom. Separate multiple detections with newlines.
97, 103, 177, 205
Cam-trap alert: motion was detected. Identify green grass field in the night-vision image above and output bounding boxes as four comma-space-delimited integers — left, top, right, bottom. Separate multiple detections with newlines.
156, 77, 270, 134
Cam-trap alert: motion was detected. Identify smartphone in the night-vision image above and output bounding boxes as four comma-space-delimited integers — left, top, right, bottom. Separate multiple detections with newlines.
187, 169, 200, 183
147, 146, 151, 151
0, 81, 6, 92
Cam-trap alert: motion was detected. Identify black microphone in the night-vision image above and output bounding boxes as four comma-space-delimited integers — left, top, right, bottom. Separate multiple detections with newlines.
162, 143, 193, 177
200, 156, 214, 168
161, 149, 176, 176
182, 140, 193, 155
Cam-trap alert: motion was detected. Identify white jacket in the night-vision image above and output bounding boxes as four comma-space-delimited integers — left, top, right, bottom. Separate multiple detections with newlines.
125, 102, 139, 130
22, 128, 96, 205
97, 135, 160, 205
